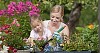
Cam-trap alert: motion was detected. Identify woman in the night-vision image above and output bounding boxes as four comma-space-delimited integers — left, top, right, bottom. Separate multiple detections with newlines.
43, 5, 70, 44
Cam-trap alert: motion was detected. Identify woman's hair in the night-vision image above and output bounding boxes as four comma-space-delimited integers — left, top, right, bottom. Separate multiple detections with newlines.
50, 5, 64, 17
30, 16, 42, 28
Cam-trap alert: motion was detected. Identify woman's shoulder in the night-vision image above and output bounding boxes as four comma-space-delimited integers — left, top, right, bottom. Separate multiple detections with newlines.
43, 20, 50, 28
43, 28, 51, 33
43, 20, 50, 23
60, 22, 68, 27
44, 28, 52, 34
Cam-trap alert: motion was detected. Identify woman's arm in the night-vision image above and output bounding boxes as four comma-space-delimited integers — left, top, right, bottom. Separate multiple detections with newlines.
62, 24, 70, 44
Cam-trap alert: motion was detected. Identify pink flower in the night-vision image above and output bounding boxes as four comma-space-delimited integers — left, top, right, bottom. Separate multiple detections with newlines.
17, 1, 28, 13
4, 30, 9, 34
16, 21, 20, 27
11, 18, 20, 27
29, 10, 40, 17
7, 8, 15, 16
11, 18, 17, 25
1, 26, 6, 30
0, 10, 6, 16
0, 24, 10, 32
8, 46, 14, 50
4, 24, 10, 29
26, 1, 33, 7
9, 2, 16, 6
13, 48, 17, 53
0, 27, 2, 31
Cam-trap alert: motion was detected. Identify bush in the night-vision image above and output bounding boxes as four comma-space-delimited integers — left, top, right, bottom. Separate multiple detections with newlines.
63, 23, 99, 52
0, 1, 40, 52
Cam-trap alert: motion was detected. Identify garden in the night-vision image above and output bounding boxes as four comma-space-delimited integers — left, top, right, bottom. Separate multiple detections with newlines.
0, 0, 99, 53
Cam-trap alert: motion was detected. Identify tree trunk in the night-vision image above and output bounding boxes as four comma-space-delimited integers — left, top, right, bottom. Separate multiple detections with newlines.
97, 0, 100, 53
66, 2, 82, 35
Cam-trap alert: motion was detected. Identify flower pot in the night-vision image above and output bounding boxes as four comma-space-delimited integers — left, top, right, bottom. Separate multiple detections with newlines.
34, 51, 92, 53
17, 50, 31, 53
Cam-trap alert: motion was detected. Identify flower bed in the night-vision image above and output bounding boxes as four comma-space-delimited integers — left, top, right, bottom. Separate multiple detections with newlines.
0, 1, 40, 53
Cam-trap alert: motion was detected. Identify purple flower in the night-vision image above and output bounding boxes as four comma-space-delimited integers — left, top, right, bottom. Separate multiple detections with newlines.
26, 1, 33, 7
0, 10, 6, 16
9, 2, 16, 6
7, 2, 17, 11
18, 1, 25, 6
29, 10, 40, 17
0, 27, 2, 31
7, 9, 15, 16
16, 1, 28, 13
7, 2, 17, 16
31, 6, 40, 12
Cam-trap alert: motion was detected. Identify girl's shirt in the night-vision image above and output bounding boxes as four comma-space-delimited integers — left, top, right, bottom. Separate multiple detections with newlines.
30, 28, 52, 40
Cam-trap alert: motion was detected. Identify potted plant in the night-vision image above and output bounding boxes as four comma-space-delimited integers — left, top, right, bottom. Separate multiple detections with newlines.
0, 1, 40, 53
62, 23, 99, 53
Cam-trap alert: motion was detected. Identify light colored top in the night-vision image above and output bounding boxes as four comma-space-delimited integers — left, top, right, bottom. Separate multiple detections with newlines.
43, 20, 65, 34
43, 20, 70, 44
30, 28, 52, 40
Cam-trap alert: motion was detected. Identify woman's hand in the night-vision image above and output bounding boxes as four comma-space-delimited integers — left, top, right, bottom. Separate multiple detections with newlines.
62, 25, 70, 44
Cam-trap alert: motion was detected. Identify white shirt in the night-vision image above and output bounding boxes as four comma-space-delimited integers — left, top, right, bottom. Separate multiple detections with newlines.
30, 28, 52, 40
43, 20, 65, 35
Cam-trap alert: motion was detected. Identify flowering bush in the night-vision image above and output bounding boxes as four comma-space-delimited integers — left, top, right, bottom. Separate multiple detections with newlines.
0, 0, 40, 52
63, 23, 99, 52
33, 39, 46, 51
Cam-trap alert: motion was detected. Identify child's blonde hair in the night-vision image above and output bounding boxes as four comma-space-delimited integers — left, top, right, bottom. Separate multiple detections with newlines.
30, 16, 43, 29
50, 5, 64, 22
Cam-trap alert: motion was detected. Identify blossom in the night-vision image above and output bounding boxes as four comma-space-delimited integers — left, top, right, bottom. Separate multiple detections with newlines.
26, 0, 33, 7
11, 18, 20, 27
29, 5, 40, 17
0, 10, 6, 16
29, 10, 39, 17
7, 2, 17, 16
0, 24, 10, 31
13, 48, 17, 53
4, 30, 9, 34
88, 24, 94, 29
0, 1, 40, 17
0, 1, 40, 51
16, 21, 20, 27
11, 18, 17, 25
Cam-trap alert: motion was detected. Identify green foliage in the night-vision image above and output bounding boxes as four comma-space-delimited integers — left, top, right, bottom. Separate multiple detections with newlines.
17, 14, 31, 38
0, 0, 99, 51
33, 40, 45, 48
37, 0, 98, 26
0, 25, 27, 50
63, 23, 99, 51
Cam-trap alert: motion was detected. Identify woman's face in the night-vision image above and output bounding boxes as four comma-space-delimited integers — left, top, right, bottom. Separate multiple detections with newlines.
50, 13, 62, 25
34, 23, 43, 32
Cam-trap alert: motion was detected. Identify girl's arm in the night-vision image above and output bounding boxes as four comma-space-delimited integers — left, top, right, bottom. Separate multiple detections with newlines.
27, 37, 35, 47
48, 35, 53, 40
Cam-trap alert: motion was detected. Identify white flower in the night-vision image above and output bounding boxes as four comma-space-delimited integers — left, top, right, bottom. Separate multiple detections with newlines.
0, 32, 2, 34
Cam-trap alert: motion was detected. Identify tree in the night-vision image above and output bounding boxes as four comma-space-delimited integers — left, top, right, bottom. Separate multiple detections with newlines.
67, 2, 82, 35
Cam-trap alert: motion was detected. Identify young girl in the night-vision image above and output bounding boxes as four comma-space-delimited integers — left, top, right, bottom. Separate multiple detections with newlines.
27, 16, 52, 47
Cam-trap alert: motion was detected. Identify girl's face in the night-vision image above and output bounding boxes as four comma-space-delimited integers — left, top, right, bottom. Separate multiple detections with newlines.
34, 23, 43, 32
50, 13, 62, 25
